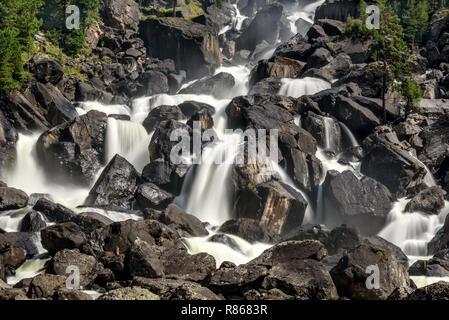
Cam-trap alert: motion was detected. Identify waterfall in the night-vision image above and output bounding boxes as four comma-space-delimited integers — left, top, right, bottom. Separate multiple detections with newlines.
184, 231, 271, 267
77, 101, 131, 116
278, 77, 331, 98
105, 118, 151, 172
339, 121, 360, 147
285, 0, 326, 35
174, 64, 250, 226
407, 151, 437, 187
269, 161, 315, 224
177, 133, 242, 226
2, 133, 91, 208
378, 199, 449, 257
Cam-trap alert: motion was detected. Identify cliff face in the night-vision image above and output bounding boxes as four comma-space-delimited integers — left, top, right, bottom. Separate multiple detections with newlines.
140, 17, 222, 80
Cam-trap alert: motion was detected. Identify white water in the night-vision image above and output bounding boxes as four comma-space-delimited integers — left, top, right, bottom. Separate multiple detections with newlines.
285, 0, 326, 35
105, 118, 150, 172
408, 151, 437, 187
184, 231, 271, 267
278, 77, 331, 98
2, 133, 91, 208
379, 199, 449, 257
339, 121, 360, 147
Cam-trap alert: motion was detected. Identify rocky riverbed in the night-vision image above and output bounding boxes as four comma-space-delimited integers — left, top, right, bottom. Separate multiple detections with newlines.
1, 0, 449, 300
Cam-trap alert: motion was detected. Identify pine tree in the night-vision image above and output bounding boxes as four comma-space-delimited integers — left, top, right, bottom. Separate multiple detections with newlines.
0, 30, 24, 93
402, 0, 429, 45
346, 0, 422, 121
0, 0, 43, 50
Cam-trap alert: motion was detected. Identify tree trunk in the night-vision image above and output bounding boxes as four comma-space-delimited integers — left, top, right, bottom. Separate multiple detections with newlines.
172, 0, 177, 17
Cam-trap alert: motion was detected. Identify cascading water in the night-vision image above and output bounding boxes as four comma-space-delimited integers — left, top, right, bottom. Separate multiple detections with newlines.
2, 133, 91, 208
285, 0, 325, 35
278, 77, 331, 98
378, 199, 449, 257
105, 118, 150, 172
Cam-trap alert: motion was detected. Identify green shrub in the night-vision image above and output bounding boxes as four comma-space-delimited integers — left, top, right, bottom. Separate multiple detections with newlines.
64, 28, 85, 56
0, 30, 25, 93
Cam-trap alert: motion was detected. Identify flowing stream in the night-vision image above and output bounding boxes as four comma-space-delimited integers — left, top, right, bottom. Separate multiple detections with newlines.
1, 0, 447, 289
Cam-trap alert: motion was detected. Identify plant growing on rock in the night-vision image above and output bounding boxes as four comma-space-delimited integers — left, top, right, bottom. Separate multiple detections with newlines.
346, 0, 422, 121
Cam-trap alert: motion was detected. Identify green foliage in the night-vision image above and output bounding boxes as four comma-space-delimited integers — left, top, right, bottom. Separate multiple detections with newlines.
39, 0, 100, 56
0, 0, 42, 94
64, 29, 85, 56
216, 0, 223, 9
0, 30, 25, 93
402, 0, 429, 45
347, 0, 421, 121
397, 78, 423, 114
0, 0, 43, 50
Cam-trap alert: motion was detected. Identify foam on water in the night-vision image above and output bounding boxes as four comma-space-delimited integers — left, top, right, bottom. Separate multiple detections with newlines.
278, 77, 331, 98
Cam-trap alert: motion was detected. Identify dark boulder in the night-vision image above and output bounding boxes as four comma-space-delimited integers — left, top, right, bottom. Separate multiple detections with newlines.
132, 277, 221, 300
329, 95, 380, 140
55, 288, 93, 300
236, 4, 283, 52
158, 243, 216, 282
30, 57, 64, 85
41, 222, 88, 255
218, 218, 278, 244
322, 170, 393, 235
361, 137, 426, 198
405, 186, 446, 214
179, 72, 235, 99
28, 274, 66, 299
85, 154, 140, 210
142, 105, 184, 133
36, 110, 108, 186
144, 204, 209, 237
71, 212, 113, 234
135, 183, 174, 210
100, 219, 179, 254
249, 57, 304, 87
306, 24, 328, 40
428, 215, 449, 255
101, 0, 141, 31
0, 187, 28, 211
2, 91, 49, 131
98, 286, 159, 300
364, 236, 409, 269
0, 233, 40, 256
407, 281, 449, 300
307, 47, 333, 69
32, 82, 77, 127
235, 180, 308, 236
0, 244, 27, 275
33, 198, 76, 223
274, 34, 312, 61
140, 17, 221, 79
48, 249, 98, 287
207, 240, 338, 299
177, 101, 215, 118
330, 244, 411, 300
126, 238, 165, 278
20, 211, 46, 233
316, 19, 345, 36
136, 71, 170, 97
